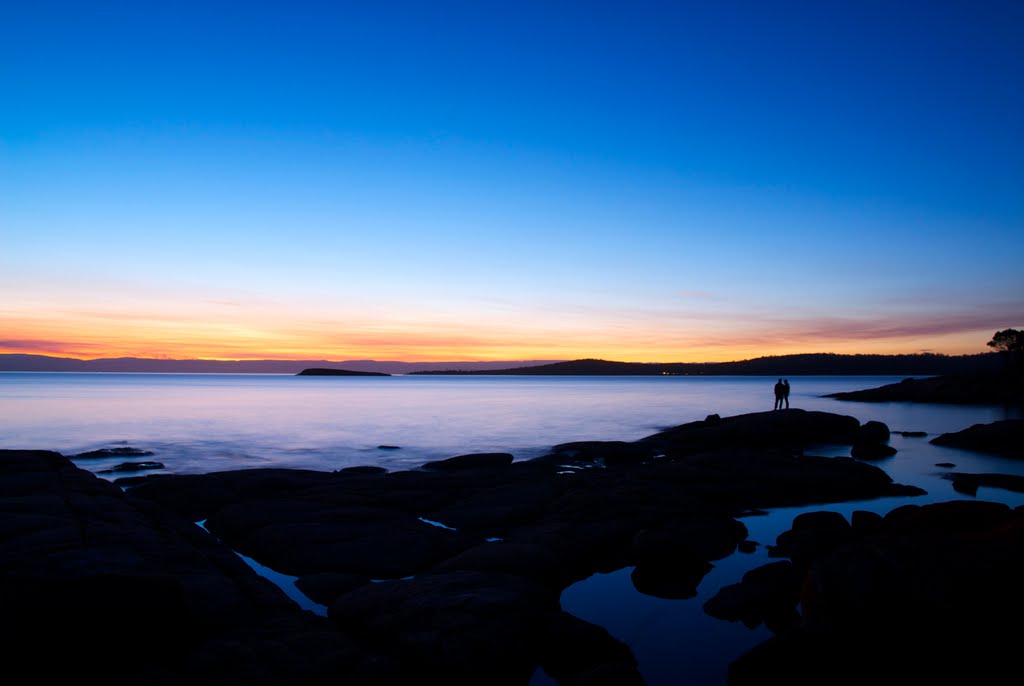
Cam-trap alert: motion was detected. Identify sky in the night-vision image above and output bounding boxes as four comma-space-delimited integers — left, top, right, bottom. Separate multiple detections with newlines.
2, 0, 1022, 363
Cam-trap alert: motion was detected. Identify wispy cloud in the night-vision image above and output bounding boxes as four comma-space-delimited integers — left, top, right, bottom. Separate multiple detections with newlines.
1, 289, 1020, 362
0, 338, 114, 358
0, 339, 72, 351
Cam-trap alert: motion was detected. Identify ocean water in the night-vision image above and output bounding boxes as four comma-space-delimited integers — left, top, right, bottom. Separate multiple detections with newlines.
2, 372, 1023, 685
3, 372, 1020, 477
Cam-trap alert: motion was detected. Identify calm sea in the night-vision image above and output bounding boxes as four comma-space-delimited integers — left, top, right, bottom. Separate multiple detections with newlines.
3, 372, 1022, 685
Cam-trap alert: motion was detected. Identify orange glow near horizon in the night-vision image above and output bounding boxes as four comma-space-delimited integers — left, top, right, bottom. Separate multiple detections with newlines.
1, 281, 1014, 364
0, 316, 1000, 364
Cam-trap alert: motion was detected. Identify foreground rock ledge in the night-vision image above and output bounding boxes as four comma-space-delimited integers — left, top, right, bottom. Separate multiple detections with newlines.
717, 500, 1024, 685
3, 410, 924, 685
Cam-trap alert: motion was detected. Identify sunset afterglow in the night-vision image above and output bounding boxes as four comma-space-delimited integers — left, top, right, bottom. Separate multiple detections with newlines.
3, 2, 1022, 364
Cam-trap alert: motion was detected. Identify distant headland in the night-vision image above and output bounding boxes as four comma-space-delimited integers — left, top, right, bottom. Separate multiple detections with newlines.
408, 352, 1003, 376
0, 352, 1003, 376
824, 369, 1023, 405
296, 368, 391, 377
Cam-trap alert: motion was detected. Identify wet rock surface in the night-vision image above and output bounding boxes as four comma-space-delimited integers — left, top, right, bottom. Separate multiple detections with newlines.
718, 500, 1024, 684
945, 471, 1024, 495
71, 445, 155, 459
4, 408, 1017, 684
930, 418, 1024, 459
0, 450, 362, 686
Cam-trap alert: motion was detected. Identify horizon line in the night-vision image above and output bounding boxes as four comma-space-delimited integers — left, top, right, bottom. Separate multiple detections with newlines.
0, 350, 997, 366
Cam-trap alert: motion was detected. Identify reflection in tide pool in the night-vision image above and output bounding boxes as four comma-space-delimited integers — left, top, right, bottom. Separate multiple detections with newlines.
534, 559, 773, 686
543, 432, 1024, 686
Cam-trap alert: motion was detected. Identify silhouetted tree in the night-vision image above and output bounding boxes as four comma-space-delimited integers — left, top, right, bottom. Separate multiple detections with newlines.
987, 328, 1024, 353
987, 328, 1024, 372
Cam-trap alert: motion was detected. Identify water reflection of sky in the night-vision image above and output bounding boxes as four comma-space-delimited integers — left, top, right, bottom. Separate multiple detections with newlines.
543, 431, 1024, 686
2, 373, 1020, 478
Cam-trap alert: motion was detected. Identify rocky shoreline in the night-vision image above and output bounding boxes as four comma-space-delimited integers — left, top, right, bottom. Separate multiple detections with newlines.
3, 408, 1023, 685
824, 369, 1023, 405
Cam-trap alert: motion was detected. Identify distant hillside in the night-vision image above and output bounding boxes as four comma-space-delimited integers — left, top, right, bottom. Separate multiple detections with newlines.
0, 352, 1003, 376
409, 353, 1003, 376
0, 354, 563, 375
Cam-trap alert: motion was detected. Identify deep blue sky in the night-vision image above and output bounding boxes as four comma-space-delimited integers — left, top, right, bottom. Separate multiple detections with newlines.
2, 1, 1022, 361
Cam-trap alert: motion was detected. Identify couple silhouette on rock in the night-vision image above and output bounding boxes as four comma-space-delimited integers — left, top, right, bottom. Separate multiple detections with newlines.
774, 378, 790, 410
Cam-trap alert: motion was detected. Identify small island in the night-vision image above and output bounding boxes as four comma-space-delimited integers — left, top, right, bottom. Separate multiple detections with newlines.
297, 368, 391, 376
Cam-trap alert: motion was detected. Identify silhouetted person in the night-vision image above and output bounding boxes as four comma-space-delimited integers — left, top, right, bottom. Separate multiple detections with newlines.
782, 379, 790, 409
774, 379, 784, 410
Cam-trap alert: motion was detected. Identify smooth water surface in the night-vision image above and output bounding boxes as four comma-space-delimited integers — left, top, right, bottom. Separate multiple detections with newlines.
3, 372, 1018, 477
3, 372, 1023, 686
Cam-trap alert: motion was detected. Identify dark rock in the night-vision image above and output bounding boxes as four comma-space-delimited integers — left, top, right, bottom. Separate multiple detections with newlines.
434, 541, 566, 586
945, 472, 1024, 495
638, 408, 862, 458
551, 441, 656, 465
850, 443, 898, 460
850, 509, 884, 536
935, 462, 956, 468
113, 473, 165, 487
824, 370, 1024, 405
853, 420, 890, 444
424, 479, 564, 535
639, 449, 924, 511
0, 450, 364, 685
704, 560, 802, 631
72, 446, 154, 459
524, 450, 581, 468
537, 611, 641, 685
203, 500, 480, 578
950, 473, 980, 495
850, 420, 895, 460
337, 465, 388, 474
882, 502, 921, 525
556, 662, 646, 686
329, 570, 556, 685
295, 572, 370, 605
730, 500, 1024, 685
631, 553, 713, 599
789, 509, 854, 534
631, 515, 748, 562
769, 510, 852, 564
627, 518, 744, 599
931, 419, 1024, 459
421, 452, 514, 471
898, 430, 928, 437
377, 445, 401, 450
125, 467, 337, 523
101, 460, 165, 473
